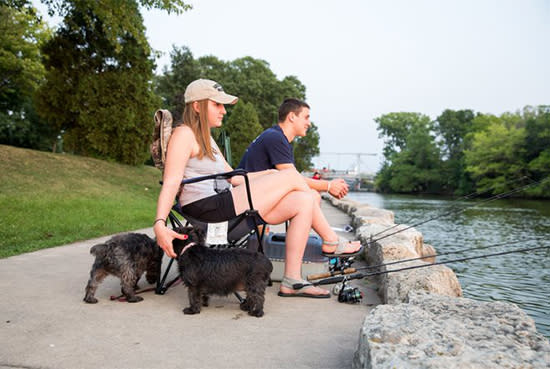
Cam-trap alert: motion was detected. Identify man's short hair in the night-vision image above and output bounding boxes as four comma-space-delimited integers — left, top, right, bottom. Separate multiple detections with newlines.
278, 98, 310, 122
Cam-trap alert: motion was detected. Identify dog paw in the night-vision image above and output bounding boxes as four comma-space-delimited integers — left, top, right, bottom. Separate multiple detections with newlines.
239, 300, 250, 312
83, 297, 98, 304
126, 296, 144, 303
248, 309, 264, 318
183, 307, 200, 315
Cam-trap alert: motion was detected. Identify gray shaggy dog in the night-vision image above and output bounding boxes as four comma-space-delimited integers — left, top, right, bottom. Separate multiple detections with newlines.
83, 233, 163, 303
172, 226, 273, 317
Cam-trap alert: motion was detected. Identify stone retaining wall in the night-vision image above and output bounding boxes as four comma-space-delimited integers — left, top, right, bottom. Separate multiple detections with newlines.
323, 195, 550, 369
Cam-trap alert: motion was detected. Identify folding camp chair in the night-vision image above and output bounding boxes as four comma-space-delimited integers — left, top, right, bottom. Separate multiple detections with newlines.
154, 169, 267, 296
150, 109, 267, 298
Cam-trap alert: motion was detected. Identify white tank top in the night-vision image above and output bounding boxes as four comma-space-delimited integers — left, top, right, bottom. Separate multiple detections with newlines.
179, 137, 231, 206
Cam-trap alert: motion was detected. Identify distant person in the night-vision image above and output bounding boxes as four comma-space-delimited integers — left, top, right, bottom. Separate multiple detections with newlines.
312, 171, 321, 180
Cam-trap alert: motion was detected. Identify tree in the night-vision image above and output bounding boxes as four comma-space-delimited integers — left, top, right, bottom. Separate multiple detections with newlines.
386, 122, 442, 193
375, 112, 431, 159
153, 46, 200, 121
223, 101, 262, 167
0, 4, 54, 150
154, 48, 317, 169
464, 113, 527, 194
433, 109, 476, 194
375, 112, 444, 192
35, 0, 190, 164
520, 105, 550, 197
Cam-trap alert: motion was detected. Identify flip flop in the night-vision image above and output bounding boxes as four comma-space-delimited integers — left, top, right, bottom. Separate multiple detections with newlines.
277, 276, 330, 299
322, 238, 364, 258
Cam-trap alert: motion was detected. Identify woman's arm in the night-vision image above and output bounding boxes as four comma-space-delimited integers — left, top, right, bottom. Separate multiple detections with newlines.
154, 126, 196, 258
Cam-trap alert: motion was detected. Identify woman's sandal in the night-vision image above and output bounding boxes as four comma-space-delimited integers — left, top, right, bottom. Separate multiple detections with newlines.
277, 276, 330, 299
322, 238, 364, 258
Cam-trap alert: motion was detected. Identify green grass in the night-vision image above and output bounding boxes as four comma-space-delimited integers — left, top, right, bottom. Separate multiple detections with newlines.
0, 145, 162, 258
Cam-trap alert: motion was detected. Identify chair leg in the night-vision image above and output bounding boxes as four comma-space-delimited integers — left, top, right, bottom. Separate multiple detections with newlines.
156, 257, 176, 295
234, 292, 245, 303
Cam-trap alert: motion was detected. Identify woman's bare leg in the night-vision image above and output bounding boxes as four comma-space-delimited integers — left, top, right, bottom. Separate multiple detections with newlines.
230, 169, 328, 295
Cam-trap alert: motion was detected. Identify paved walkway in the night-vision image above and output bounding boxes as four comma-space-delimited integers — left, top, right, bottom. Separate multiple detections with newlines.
0, 201, 380, 369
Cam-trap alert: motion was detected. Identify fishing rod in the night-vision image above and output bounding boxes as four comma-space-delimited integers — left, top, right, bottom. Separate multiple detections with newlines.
307, 236, 546, 280
368, 176, 550, 245
296, 244, 550, 290
369, 176, 533, 239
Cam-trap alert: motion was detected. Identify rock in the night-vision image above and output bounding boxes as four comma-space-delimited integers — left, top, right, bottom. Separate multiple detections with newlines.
383, 261, 463, 304
353, 292, 550, 369
352, 207, 395, 227
421, 243, 436, 263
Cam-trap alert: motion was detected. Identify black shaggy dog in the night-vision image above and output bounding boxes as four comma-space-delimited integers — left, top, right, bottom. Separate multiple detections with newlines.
83, 233, 163, 303
172, 226, 273, 317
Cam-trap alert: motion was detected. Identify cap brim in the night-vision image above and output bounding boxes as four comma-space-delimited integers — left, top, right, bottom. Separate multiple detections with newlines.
211, 93, 238, 105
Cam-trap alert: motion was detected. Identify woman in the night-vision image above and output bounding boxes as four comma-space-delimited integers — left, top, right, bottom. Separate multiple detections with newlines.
154, 79, 361, 298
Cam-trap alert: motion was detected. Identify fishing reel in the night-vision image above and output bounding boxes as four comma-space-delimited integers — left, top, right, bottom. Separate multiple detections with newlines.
334, 279, 362, 304
328, 255, 355, 273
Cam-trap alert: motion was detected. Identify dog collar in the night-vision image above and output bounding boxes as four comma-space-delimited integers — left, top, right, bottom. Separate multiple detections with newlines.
180, 242, 197, 255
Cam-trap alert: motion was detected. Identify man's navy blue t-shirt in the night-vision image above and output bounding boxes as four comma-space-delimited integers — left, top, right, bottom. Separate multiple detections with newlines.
237, 125, 294, 172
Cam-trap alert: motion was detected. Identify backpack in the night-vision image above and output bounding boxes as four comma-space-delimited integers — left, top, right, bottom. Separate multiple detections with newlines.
150, 109, 173, 170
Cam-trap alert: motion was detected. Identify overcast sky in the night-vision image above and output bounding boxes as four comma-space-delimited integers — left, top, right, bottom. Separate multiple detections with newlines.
36, 0, 550, 173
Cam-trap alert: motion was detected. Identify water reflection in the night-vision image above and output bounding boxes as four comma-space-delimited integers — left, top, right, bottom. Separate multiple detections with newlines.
347, 192, 550, 339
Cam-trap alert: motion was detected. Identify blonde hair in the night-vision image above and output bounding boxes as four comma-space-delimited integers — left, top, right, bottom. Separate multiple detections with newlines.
182, 100, 216, 160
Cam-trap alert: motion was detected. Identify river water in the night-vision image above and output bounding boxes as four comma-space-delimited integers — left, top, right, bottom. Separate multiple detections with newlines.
347, 192, 550, 339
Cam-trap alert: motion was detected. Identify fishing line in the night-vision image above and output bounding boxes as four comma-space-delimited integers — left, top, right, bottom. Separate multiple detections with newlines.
307, 236, 546, 281
300, 244, 550, 288
364, 236, 546, 271
368, 176, 550, 245
369, 176, 533, 238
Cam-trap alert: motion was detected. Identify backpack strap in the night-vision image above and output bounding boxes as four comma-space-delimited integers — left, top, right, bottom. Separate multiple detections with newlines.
151, 109, 173, 170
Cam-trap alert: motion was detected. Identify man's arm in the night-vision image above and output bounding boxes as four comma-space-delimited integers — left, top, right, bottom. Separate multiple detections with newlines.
274, 163, 349, 199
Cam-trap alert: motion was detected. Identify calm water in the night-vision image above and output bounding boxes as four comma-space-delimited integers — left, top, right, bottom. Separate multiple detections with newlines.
347, 192, 550, 339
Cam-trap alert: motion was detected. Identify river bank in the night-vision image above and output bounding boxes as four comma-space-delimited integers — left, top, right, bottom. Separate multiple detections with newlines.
348, 191, 550, 339
323, 194, 550, 368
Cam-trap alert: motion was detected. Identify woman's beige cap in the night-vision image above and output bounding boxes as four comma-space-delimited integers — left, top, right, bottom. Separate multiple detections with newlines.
184, 79, 238, 104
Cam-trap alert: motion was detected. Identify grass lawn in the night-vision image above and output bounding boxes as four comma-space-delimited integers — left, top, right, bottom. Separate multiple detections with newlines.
0, 145, 162, 258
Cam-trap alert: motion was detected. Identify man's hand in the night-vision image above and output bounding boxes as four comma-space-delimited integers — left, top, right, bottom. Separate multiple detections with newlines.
328, 178, 349, 199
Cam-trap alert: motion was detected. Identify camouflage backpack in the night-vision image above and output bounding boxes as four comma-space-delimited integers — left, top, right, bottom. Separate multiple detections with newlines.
150, 109, 173, 170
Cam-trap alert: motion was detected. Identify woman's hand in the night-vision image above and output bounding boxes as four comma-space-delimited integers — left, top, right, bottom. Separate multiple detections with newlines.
154, 223, 188, 258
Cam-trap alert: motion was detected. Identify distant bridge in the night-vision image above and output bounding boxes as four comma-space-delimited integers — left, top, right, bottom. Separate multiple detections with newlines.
312, 151, 378, 175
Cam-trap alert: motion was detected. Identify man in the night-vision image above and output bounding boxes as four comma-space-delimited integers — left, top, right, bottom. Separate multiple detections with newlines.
238, 98, 350, 199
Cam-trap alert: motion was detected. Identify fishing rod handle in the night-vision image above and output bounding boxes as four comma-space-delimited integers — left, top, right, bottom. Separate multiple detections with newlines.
306, 268, 357, 281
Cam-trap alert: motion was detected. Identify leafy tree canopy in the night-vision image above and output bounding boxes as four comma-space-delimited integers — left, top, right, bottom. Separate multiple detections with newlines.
0, 4, 54, 149
35, 1, 189, 164
154, 46, 314, 169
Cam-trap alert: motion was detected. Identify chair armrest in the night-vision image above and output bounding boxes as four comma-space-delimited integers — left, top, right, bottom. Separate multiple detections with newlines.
181, 169, 248, 185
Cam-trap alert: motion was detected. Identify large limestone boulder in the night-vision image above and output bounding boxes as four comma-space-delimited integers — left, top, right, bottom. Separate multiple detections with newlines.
361, 224, 424, 262
383, 261, 463, 304
352, 206, 395, 227
353, 292, 550, 369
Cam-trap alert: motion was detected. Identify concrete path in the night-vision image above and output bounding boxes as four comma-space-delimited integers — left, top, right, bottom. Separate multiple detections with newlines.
0, 201, 380, 369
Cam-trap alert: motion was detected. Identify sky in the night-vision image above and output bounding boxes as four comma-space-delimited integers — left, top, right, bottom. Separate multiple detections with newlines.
35, 0, 550, 173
